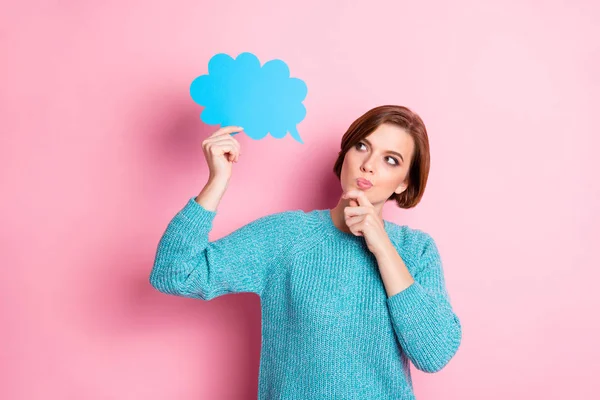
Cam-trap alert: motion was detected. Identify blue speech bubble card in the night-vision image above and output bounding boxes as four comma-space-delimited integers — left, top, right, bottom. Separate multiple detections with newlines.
190, 52, 307, 144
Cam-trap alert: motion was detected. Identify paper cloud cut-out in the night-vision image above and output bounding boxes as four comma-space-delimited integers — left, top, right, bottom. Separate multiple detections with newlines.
190, 52, 307, 144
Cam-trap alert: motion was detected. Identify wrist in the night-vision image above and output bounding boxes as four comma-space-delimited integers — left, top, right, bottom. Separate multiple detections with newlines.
207, 175, 229, 188
373, 237, 396, 259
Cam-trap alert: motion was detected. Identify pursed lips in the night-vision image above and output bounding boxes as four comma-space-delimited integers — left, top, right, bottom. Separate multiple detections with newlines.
356, 178, 373, 187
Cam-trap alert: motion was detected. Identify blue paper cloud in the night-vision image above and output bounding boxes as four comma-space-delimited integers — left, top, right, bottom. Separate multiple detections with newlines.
190, 52, 307, 144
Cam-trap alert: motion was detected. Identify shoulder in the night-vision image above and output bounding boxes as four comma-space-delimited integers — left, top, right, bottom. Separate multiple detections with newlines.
385, 221, 434, 248
384, 221, 438, 262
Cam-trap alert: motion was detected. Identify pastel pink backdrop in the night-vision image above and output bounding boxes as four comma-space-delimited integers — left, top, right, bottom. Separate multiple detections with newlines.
2, 0, 599, 399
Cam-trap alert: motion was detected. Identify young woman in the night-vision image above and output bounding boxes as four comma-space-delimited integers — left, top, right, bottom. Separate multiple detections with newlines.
150, 105, 462, 399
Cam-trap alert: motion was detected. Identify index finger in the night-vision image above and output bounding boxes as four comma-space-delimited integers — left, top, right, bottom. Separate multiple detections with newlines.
211, 126, 244, 138
345, 190, 372, 207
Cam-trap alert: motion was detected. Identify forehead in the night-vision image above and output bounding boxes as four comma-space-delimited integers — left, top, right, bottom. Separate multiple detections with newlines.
365, 123, 414, 152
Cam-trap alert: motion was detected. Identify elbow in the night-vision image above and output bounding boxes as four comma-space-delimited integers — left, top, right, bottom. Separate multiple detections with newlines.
414, 361, 443, 374
148, 263, 185, 296
149, 273, 162, 292
149, 268, 173, 295
149, 262, 212, 300
412, 320, 462, 374
413, 348, 458, 373
413, 342, 461, 373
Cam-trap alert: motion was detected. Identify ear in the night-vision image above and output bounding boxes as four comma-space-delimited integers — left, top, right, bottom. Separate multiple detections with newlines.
394, 180, 409, 195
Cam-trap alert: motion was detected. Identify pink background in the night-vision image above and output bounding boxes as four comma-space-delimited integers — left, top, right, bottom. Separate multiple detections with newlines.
2, 0, 599, 399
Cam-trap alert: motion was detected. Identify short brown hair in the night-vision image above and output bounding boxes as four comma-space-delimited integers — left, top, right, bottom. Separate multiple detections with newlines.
333, 105, 431, 209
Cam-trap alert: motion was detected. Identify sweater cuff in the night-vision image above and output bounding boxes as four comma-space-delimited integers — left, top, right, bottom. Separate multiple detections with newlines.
175, 196, 218, 233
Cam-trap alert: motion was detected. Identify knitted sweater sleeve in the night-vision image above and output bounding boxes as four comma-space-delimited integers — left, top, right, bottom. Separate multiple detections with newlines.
385, 232, 462, 373
149, 197, 288, 300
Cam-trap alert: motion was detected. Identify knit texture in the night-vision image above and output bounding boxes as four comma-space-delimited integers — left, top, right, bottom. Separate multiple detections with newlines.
150, 197, 462, 400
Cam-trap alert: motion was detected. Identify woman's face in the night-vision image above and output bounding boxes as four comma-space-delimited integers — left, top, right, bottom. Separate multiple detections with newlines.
340, 123, 415, 207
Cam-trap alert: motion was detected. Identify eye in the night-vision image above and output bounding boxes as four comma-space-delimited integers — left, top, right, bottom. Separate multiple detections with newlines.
355, 142, 399, 166
386, 156, 399, 166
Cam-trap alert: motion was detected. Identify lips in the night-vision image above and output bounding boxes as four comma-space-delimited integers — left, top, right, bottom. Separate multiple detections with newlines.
356, 178, 373, 188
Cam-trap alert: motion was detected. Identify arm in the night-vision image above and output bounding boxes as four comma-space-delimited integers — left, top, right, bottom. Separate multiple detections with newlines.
382, 232, 462, 373
149, 194, 291, 300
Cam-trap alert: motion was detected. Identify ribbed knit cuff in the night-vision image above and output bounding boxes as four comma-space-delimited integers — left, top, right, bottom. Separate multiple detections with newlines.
174, 196, 218, 235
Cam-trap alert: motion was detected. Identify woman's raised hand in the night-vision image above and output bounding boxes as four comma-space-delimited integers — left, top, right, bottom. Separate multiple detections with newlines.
202, 126, 243, 183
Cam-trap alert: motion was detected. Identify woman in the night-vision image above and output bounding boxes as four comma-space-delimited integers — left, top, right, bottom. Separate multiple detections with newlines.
150, 105, 462, 399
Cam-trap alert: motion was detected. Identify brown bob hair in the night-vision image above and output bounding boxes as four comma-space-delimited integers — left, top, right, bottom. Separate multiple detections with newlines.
333, 105, 431, 209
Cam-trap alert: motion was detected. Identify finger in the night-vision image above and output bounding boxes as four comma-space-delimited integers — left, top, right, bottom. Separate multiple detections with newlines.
208, 135, 241, 154
206, 136, 242, 159
343, 190, 372, 206
353, 220, 365, 236
344, 206, 368, 218
213, 144, 235, 161
346, 220, 364, 236
345, 214, 365, 227
211, 126, 244, 138
210, 143, 238, 159
214, 125, 244, 136
343, 190, 362, 202
352, 190, 372, 207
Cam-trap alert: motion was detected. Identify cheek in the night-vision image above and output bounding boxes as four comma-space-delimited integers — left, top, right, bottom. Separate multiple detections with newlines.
341, 155, 352, 175
344, 152, 360, 168
378, 175, 402, 192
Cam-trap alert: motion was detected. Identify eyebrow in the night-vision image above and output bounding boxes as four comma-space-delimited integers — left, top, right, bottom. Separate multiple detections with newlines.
362, 138, 404, 163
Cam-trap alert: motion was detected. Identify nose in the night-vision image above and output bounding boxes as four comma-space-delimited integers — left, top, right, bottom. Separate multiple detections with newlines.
360, 158, 374, 174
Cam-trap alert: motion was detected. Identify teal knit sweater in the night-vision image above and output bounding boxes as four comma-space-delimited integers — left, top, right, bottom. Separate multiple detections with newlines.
150, 197, 462, 399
